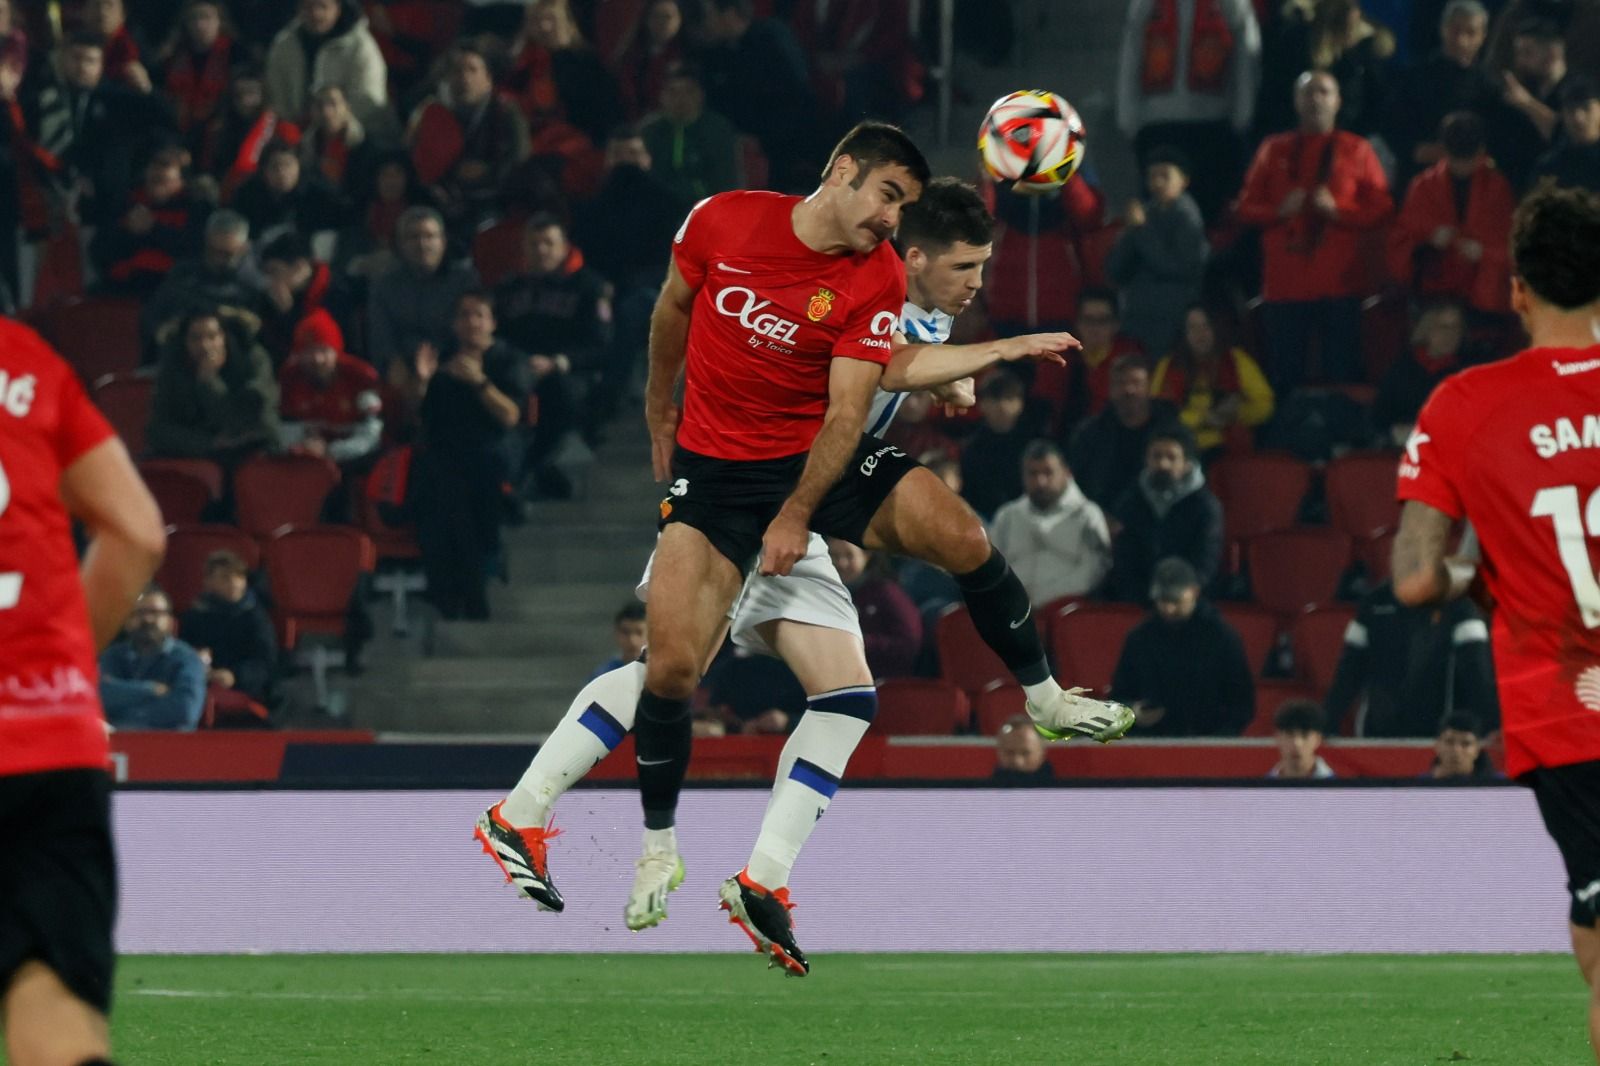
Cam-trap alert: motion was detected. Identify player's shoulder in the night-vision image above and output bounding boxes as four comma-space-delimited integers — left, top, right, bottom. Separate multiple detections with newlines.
698, 189, 796, 223
0, 317, 74, 393
1424, 349, 1551, 422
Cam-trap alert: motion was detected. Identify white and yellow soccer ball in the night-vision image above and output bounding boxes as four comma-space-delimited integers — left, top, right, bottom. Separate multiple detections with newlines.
978, 89, 1086, 189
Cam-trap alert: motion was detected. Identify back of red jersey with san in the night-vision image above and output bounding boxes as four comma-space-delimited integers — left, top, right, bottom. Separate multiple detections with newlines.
1401, 344, 1600, 777
0, 319, 114, 777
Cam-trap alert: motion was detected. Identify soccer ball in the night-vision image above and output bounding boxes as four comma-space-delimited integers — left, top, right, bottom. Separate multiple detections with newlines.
978, 90, 1086, 189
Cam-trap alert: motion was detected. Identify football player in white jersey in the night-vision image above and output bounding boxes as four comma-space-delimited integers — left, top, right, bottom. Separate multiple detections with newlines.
475, 179, 1106, 972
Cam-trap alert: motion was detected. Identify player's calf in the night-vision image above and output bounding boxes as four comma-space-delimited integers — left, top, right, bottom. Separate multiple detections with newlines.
3, 960, 112, 1066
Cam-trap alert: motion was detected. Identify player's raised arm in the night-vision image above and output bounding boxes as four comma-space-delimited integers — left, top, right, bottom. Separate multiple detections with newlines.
645, 259, 698, 481
760, 357, 884, 576
880, 331, 1079, 392
60, 436, 166, 650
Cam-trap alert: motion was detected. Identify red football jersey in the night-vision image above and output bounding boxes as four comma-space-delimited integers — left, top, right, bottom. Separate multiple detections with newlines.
1399, 344, 1600, 777
0, 320, 116, 777
671, 190, 906, 460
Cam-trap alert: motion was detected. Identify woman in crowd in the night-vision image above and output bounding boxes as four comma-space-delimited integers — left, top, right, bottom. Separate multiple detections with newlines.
1150, 305, 1275, 456
147, 308, 280, 467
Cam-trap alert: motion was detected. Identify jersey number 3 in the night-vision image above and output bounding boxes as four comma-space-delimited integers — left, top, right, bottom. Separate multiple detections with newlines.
1531, 485, 1600, 629
0, 456, 19, 610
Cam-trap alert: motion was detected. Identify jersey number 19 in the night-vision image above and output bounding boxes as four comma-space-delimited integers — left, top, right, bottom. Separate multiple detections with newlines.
1531, 485, 1600, 629
0, 456, 20, 610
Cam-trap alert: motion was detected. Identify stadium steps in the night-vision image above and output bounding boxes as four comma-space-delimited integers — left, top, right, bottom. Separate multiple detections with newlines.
339, 419, 659, 734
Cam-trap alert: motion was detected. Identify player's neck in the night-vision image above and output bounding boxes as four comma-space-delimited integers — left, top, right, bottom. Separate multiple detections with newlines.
905, 275, 934, 312
791, 195, 853, 256
1526, 305, 1600, 352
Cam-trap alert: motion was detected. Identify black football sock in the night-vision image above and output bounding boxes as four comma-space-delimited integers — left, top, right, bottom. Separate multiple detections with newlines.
635, 689, 692, 831
954, 547, 1051, 686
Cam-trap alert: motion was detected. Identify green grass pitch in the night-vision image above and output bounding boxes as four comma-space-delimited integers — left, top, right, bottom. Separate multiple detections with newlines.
112, 954, 1589, 1065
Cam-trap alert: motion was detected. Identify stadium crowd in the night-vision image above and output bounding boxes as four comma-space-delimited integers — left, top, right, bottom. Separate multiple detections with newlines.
4, 0, 1592, 749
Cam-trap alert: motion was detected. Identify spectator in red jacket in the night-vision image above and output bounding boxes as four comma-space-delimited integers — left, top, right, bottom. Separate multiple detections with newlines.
1030, 287, 1144, 438
789, 0, 918, 127
828, 537, 922, 680
85, 0, 151, 93
91, 145, 206, 296
1387, 110, 1515, 317
278, 308, 382, 467
506, 0, 625, 145
206, 65, 300, 197
1234, 70, 1391, 393
616, 0, 684, 118
158, 0, 236, 163
258, 230, 337, 366
986, 174, 1106, 339
408, 43, 531, 242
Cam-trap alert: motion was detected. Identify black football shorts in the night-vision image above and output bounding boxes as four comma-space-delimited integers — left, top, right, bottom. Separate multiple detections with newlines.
0, 768, 117, 1013
659, 435, 922, 572
1527, 759, 1600, 927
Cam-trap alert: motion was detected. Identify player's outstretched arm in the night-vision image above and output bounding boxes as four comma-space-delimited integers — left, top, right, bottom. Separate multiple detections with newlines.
1393, 500, 1476, 607
61, 437, 167, 650
879, 331, 1079, 392
645, 261, 697, 481
760, 358, 883, 577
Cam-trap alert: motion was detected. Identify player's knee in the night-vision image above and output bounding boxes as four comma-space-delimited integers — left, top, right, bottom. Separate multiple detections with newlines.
944, 518, 993, 574
643, 654, 699, 703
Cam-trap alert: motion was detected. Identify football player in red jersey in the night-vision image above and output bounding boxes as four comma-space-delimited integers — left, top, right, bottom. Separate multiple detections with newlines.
1394, 185, 1600, 1060
608, 122, 1131, 930
0, 320, 165, 1066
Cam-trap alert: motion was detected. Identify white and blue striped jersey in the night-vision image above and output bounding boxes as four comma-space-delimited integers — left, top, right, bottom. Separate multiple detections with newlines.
863, 300, 955, 438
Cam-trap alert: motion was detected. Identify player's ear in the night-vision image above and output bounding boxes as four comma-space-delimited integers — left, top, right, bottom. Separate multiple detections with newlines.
830, 154, 855, 188
1509, 276, 1529, 318
904, 246, 926, 274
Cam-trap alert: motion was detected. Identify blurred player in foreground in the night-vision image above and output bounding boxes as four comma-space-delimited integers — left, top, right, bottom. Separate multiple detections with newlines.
1393, 184, 1600, 1060
0, 320, 165, 1066
477, 176, 1103, 973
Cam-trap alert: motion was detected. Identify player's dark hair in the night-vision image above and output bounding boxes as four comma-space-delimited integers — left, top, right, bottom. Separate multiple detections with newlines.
1511, 184, 1600, 309
896, 177, 993, 256
1274, 699, 1325, 734
1149, 420, 1199, 460
978, 369, 1025, 402
823, 121, 931, 189
1438, 111, 1485, 159
1077, 286, 1119, 317
614, 602, 646, 626
1023, 439, 1065, 466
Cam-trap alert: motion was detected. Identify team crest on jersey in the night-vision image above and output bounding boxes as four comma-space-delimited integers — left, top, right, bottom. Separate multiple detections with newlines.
806, 288, 836, 322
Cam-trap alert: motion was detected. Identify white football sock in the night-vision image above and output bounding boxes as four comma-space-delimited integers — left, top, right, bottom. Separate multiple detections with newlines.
643, 827, 678, 854
1022, 677, 1064, 710
501, 661, 645, 828
746, 687, 876, 889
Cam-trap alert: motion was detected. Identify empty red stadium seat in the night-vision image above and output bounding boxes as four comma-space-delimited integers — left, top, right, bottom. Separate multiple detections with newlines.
1245, 680, 1321, 737
263, 526, 375, 650
30, 296, 143, 381
1052, 602, 1145, 696
1217, 603, 1281, 677
871, 677, 972, 736
92, 372, 154, 456
935, 604, 1011, 698
1325, 452, 1402, 539
1292, 604, 1357, 695
160, 524, 261, 614
471, 214, 526, 288
974, 682, 1027, 736
1360, 291, 1409, 383
1247, 528, 1352, 615
234, 454, 340, 540
1358, 529, 1396, 583
1209, 452, 1312, 573
138, 463, 214, 526
1039, 594, 1085, 651
139, 458, 223, 500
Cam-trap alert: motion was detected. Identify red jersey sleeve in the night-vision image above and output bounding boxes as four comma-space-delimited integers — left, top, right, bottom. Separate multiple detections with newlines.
51, 360, 115, 468
1396, 375, 1474, 520
671, 195, 722, 290
829, 252, 905, 367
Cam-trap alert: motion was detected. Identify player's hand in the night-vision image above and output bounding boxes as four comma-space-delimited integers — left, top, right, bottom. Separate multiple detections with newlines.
1430, 225, 1456, 250
759, 510, 809, 576
929, 377, 976, 413
998, 331, 1080, 367
647, 401, 680, 481
1279, 187, 1307, 218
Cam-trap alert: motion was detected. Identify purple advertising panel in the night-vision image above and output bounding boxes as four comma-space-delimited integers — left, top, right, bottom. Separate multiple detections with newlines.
116, 788, 1571, 954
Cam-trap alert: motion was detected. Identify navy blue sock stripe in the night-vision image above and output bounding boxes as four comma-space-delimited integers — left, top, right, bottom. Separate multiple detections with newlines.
788, 757, 842, 799
577, 703, 627, 750
808, 687, 877, 722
